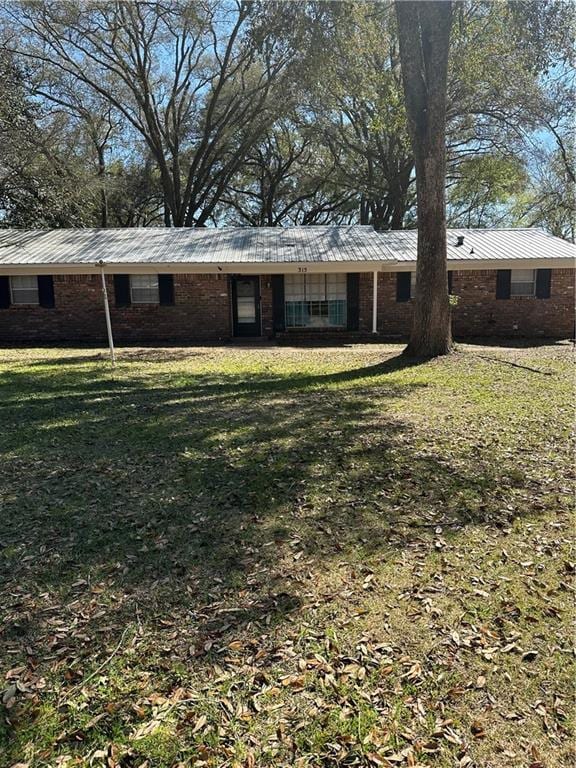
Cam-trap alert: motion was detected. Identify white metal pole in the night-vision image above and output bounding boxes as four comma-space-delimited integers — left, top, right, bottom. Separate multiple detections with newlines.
98, 262, 115, 366
372, 270, 378, 334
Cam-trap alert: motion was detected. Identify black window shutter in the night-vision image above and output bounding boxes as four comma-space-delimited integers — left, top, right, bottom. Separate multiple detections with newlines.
447, 270, 453, 293
38, 275, 55, 308
535, 268, 551, 299
346, 273, 360, 331
0, 277, 10, 308
396, 272, 411, 302
496, 270, 511, 299
159, 274, 174, 305
114, 275, 131, 307
271, 275, 285, 332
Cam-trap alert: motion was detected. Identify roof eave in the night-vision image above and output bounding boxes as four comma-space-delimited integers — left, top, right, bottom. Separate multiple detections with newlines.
0, 260, 395, 276
0, 256, 573, 276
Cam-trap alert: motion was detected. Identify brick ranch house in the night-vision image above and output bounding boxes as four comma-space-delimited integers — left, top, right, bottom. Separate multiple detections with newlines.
0, 226, 573, 344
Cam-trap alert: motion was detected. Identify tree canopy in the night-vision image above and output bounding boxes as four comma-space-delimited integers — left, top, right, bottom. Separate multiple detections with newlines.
0, 0, 572, 237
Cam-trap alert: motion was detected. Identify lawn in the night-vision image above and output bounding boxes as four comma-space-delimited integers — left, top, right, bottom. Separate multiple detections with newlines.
0, 342, 574, 768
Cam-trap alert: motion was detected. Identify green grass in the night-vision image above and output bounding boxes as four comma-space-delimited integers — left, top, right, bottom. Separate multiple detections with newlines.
0, 341, 574, 767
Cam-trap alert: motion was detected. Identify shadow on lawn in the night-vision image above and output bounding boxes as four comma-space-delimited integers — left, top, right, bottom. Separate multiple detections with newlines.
458, 336, 572, 349
23, 348, 210, 366
0, 352, 509, 670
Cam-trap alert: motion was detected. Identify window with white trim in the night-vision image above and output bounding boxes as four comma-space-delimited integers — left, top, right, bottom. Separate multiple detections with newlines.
130, 274, 159, 304
10, 276, 39, 305
510, 269, 536, 297
285, 273, 347, 327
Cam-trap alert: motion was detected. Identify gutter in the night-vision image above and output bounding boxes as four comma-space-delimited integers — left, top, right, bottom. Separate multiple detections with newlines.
0, 257, 573, 276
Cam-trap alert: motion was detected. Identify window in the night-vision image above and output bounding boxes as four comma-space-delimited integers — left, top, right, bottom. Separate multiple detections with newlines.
235, 278, 257, 324
285, 273, 347, 328
130, 274, 159, 304
410, 271, 416, 298
510, 269, 536, 297
10, 276, 39, 305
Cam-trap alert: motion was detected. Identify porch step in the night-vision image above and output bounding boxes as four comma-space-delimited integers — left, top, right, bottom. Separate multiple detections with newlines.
228, 337, 277, 346
275, 331, 399, 345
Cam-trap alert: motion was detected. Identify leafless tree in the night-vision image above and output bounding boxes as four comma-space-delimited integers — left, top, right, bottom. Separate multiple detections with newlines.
220, 120, 356, 226
3, 0, 298, 226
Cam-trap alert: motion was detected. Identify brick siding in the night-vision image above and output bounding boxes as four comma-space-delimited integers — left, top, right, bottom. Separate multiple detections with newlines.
259, 275, 274, 337
450, 268, 574, 338
0, 274, 232, 344
356, 268, 574, 338
0, 268, 573, 344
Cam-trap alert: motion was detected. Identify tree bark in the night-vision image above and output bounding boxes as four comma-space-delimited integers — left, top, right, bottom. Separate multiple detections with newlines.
395, 1, 454, 356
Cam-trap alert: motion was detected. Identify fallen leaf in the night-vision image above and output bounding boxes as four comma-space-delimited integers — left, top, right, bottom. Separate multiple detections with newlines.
192, 714, 208, 734
2, 685, 17, 708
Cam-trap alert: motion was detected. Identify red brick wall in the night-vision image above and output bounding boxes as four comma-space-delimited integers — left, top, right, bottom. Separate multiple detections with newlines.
357, 268, 574, 338
357, 272, 413, 336
0, 273, 233, 344
450, 268, 574, 338
0, 275, 107, 343
259, 275, 274, 337
0, 268, 573, 344
110, 274, 231, 342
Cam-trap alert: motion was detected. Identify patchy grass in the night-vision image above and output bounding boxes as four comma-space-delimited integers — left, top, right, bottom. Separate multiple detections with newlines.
0, 341, 574, 768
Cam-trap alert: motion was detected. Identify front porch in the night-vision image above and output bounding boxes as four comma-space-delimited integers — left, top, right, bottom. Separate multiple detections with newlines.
233, 270, 383, 340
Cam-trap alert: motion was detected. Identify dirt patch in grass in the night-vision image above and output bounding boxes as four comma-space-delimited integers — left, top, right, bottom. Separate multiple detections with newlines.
0, 342, 574, 767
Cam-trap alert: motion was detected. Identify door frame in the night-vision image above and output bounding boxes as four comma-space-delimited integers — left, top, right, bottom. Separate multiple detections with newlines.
230, 275, 261, 337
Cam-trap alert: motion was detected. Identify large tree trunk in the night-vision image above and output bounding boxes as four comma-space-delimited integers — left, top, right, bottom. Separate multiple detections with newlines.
395, 1, 453, 357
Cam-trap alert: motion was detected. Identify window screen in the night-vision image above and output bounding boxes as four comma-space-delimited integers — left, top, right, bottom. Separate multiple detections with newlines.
130, 274, 159, 304
11, 276, 39, 305
284, 273, 347, 328
285, 274, 306, 302
510, 269, 535, 297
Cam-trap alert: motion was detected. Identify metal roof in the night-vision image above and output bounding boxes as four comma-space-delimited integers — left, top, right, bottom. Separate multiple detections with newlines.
380, 228, 576, 263
0, 226, 386, 266
0, 225, 573, 268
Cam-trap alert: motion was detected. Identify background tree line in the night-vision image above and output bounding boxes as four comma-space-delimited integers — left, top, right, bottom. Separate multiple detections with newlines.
0, 0, 573, 239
